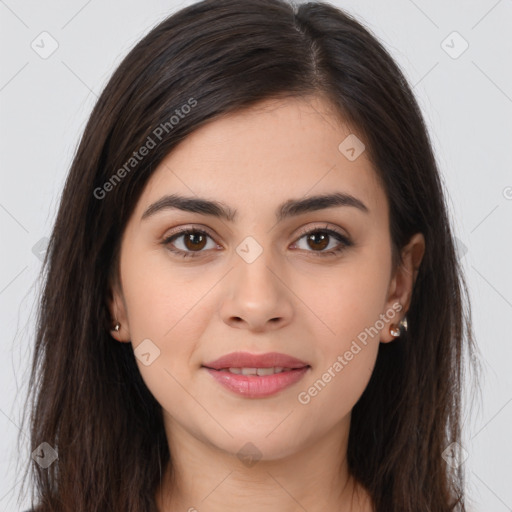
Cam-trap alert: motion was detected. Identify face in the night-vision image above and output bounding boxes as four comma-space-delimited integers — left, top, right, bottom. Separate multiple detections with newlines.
109, 95, 424, 461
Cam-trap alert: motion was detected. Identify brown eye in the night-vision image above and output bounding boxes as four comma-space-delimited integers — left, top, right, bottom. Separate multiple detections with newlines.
292, 227, 352, 257
163, 229, 217, 258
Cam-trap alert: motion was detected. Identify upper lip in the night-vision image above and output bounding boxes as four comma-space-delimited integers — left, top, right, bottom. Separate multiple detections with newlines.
202, 351, 310, 370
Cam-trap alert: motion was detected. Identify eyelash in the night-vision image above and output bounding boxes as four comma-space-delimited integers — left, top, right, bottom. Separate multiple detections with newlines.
162, 224, 352, 259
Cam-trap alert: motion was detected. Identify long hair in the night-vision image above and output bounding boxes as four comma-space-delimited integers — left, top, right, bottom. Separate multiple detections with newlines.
19, 0, 479, 510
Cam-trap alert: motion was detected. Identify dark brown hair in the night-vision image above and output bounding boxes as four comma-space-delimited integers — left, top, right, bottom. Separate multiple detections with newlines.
19, 0, 480, 510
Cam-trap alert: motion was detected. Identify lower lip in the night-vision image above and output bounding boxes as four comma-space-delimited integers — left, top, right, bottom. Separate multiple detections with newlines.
204, 367, 310, 398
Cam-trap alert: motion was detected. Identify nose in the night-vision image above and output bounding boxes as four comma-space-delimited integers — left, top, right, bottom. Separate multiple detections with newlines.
219, 248, 294, 332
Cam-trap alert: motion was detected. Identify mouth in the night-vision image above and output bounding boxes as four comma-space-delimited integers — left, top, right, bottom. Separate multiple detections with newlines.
201, 351, 311, 398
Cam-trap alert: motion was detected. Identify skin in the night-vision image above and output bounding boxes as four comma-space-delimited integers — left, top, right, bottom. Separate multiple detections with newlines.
108, 94, 425, 511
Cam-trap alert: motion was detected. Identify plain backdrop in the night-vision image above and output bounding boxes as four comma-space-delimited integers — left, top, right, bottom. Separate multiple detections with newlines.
1, 0, 511, 510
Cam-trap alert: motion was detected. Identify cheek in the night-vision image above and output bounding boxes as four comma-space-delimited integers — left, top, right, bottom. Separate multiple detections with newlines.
292, 254, 390, 414
293, 253, 391, 347
295, 285, 382, 427
121, 260, 211, 418
119, 247, 217, 398
120, 244, 218, 342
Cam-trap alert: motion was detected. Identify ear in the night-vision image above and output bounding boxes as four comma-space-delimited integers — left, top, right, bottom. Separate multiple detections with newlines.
380, 232, 425, 343
106, 278, 131, 343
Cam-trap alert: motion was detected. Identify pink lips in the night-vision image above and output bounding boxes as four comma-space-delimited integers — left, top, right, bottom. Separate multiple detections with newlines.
203, 351, 309, 370
202, 351, 310, 398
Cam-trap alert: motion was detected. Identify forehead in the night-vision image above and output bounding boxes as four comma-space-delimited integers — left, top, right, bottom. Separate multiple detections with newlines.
135, 95, 387, 222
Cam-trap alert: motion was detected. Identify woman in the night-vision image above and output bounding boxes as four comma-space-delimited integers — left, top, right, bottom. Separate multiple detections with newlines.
19, 0, 479, 510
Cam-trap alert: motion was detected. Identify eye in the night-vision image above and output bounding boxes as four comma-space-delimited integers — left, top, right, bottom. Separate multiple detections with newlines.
291, 224, 352, 257
162, 227, 219, 259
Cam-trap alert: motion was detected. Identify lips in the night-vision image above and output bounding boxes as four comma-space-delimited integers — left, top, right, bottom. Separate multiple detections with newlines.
202, 351, 311, 398
202, 351, 310, 371
204, 366, 310, 398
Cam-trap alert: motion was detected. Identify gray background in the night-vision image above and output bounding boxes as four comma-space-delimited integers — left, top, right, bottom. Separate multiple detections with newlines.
1, 0, 511, 510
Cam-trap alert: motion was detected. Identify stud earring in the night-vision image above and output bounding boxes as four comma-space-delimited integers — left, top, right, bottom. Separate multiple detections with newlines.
112, 321, 121, 332
389, 323, 400, 337
389, 316, 408, 338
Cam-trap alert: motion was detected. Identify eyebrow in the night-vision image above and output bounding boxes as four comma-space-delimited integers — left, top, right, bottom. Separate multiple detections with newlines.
141, 192, 369, 223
